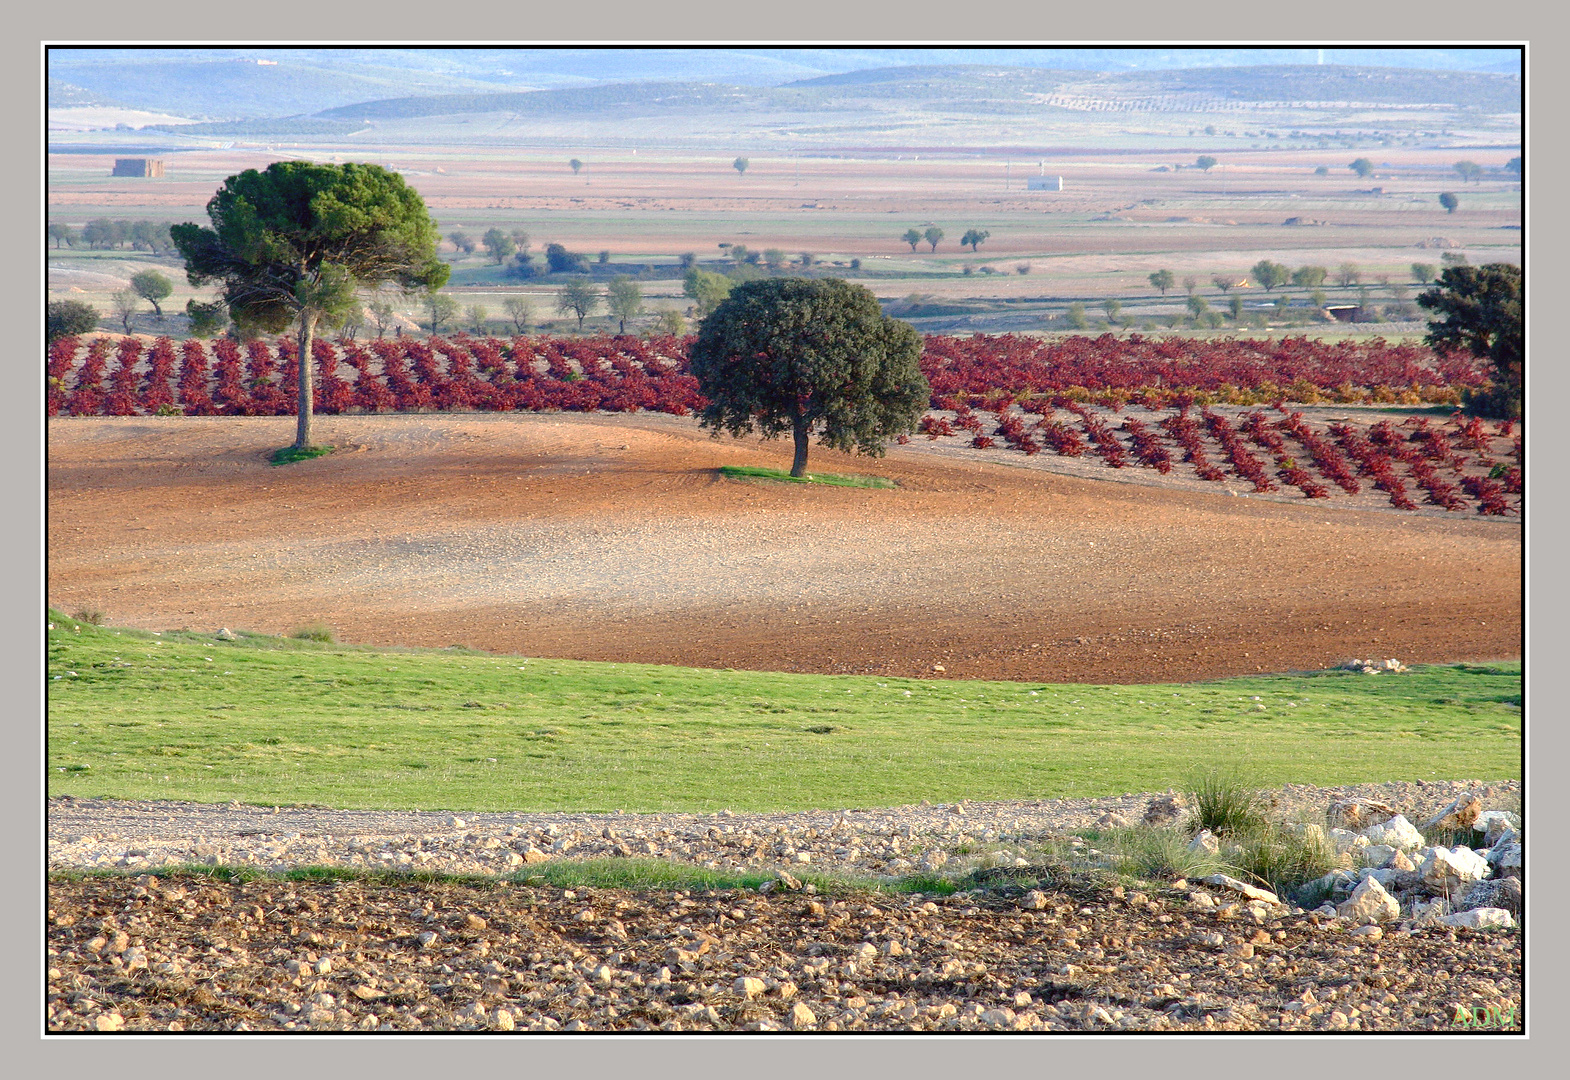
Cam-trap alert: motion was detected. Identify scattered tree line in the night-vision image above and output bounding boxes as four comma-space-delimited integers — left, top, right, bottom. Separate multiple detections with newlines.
48, 219, 179, 253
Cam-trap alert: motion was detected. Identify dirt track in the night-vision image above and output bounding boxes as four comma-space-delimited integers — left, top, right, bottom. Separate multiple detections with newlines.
46, 413, 1520, 684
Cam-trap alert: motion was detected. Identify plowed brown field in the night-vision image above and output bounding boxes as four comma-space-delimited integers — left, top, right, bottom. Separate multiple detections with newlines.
46, 412, 1520, 684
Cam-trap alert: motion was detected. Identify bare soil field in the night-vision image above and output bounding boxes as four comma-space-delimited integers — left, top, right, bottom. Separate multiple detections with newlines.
45, 859, 1521, 1033
45, 779, 1523, 1034
46, 412, 1520, 684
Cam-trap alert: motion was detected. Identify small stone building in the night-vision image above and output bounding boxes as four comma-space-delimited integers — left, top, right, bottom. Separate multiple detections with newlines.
1026, 175, 1064, 191
112, 159, 165, 178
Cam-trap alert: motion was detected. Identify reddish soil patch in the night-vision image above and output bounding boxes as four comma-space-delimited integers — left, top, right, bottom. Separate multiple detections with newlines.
47, 413, 1519, 684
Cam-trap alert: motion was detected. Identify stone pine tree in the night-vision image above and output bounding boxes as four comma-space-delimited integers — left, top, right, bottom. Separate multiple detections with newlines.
689, 278, 929, 478
1418, 263, 1522, 417
172, 161, 448, 451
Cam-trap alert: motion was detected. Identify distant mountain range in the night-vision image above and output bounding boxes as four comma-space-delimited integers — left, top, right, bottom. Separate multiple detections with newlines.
47, 47, 1521, 122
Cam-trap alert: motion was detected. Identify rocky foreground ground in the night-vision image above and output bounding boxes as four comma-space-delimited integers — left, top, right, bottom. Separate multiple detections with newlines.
45, 780, 1523, 1034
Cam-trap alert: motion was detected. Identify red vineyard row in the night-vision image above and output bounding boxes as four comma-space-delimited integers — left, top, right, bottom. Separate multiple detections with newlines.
47, 335, 706, 419
917, 397, 1520, 517
45, 334, 1518, 515
46, 331, 1493, 421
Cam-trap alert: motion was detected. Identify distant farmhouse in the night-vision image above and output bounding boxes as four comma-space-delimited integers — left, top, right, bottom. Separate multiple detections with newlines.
1026, 175, 1064, 191
112, 159, 165, 178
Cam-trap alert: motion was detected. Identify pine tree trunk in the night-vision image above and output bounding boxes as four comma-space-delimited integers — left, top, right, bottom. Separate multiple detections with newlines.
295, 313, 316, 449
791, 417, 810, 478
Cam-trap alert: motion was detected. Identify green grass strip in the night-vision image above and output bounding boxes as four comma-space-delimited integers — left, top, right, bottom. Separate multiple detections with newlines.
46, 859, 951, 898
270, 445, 334, 466
718, 465, 896, 489
46, 610, 1520, 814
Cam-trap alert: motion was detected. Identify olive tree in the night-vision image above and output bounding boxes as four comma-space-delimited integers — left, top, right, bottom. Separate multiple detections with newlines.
483, 228, 516, 265
423, 289, 458, 334
689, 278, 929, 478
1291, 265, 1327, 290
682, 268, 734, 318
901, 228, 922, 252
1250, 260, 1291, 292
502, 296, 534, 334
556, 279, 600, 331
112, 289, 139, 333
1147, 269, 1175, 295
923, 227, 944, 253
172, 160, 447, 449
606, 277, 644, 334
367, 294, 398, 339
130, 270, 173, 318
655, 309, 687, 336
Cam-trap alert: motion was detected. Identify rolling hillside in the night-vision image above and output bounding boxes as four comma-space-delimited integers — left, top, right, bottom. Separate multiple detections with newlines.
48, 48, 1520, 124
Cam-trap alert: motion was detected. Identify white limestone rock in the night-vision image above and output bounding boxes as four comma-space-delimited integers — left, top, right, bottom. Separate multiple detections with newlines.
1419, 845, 1491, 893
1437, 907, 1515, 930
1338, 875, 1400, 924
1361, 815, 1424, 851
1188, 829, 1220, 856
1202, 874, 1280, 906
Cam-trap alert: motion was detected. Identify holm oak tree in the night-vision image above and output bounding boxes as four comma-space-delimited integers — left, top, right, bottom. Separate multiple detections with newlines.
689, 278, 929, 478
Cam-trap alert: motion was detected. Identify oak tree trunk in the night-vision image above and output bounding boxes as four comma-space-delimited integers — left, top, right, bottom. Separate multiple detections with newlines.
791, 416, 810, 478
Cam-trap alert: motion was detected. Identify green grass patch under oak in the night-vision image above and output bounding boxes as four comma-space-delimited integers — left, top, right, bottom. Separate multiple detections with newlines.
270, 445, 334, 466
46, 611, 1519, 814
718, 465, 896, 489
